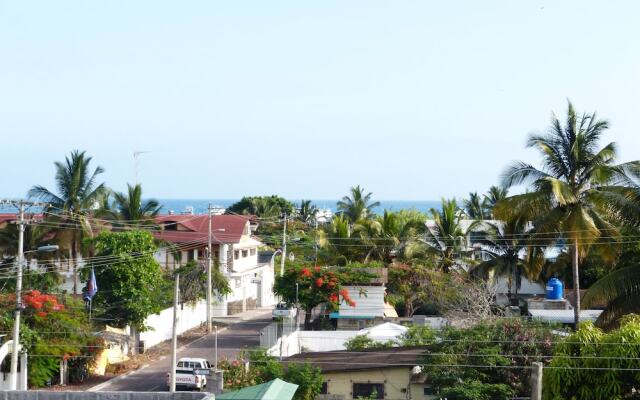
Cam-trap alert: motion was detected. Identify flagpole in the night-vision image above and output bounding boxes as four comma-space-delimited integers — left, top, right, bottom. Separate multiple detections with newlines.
89, 299, 92, 320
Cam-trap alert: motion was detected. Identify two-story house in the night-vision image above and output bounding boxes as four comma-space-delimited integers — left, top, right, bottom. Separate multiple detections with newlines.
154, 214, 276, 315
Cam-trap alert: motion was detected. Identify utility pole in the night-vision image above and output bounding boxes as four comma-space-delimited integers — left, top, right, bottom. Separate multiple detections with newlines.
9, 202, 25, 391
170, 273, 180, 393
280, 212, 287, 276
207, 203, 213, 333
214, 325, 218, 370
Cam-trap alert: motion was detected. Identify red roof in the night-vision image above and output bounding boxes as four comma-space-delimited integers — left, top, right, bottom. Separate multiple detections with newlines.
0, 214, 16, 225
154, 214, 250, 245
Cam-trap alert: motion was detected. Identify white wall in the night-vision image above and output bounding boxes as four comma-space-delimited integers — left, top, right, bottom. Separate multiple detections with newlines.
268, 331, 360, 357
140, 299, 226, 349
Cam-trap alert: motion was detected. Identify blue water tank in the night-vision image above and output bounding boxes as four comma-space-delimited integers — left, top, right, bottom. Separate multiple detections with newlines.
546, 278, 564, 301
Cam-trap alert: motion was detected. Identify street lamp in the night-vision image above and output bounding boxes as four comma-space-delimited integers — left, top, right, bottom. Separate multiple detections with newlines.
270, 249, 283, 276
10, 243, 58, 390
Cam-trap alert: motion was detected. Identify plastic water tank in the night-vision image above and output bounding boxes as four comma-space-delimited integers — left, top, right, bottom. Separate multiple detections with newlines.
545, 278, 564, 301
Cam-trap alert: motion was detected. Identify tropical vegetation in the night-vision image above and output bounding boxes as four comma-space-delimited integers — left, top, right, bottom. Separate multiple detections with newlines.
498, 101, 640, 327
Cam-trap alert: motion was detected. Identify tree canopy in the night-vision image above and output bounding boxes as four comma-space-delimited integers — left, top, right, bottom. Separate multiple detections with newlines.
89, 230, 167, 329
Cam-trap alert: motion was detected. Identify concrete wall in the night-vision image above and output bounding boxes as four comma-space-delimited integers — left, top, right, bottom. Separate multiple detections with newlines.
140, 299, 226, 349
268, 331, 359, 357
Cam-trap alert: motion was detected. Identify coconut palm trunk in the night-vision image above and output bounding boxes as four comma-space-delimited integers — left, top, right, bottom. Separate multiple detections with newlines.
572, 238, 580, 330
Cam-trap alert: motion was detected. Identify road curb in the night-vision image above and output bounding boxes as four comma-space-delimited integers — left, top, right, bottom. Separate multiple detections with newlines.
86, 325, 229, 392
87, 363, 150, 392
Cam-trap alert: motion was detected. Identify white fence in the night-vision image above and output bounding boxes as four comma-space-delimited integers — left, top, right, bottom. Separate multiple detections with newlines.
140, 300, 227, 349
268, 330, 359, 358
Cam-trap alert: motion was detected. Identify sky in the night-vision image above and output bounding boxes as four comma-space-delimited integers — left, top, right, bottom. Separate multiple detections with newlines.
1, 1, 639, 201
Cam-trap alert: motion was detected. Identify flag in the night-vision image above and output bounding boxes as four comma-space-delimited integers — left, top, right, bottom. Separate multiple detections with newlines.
84, 267, 98, 301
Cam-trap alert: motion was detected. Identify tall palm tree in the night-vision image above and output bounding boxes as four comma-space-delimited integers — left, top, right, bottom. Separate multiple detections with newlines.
318, 215, 357, 265
499, 101, 640, 328
483, 186, 508, 218
469, 212, 545, 303
28, 150, 107, 293
354, 210, 427, 263
298, 200, 318, 224
463, 192, 486, 220
423, 198, 468, 273
336, 185, 380, 223
103, 183, 162, 229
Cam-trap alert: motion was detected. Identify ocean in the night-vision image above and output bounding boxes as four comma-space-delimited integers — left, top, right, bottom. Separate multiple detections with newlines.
158, 199, 441, 215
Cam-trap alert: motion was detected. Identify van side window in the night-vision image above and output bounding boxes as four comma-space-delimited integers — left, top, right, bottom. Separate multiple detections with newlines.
177, 361, 184, 367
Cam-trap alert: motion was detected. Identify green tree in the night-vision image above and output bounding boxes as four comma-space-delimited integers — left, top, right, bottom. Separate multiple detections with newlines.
424, 319, 556, 398
102, 183, 162, 228
318, 215, 358, 265
89, 230, 166, 329
297, 200, 318, 225
284, 361, 324, 400
353, 210, 427, 264
387, 262, 434, 317
227, 195, 294, 218
399, 325, 436, 346
0, 291, 98, 387
273, 263, 374, 329
423, 198, 468, 273
499, 101, 640, 328
336, 185, 380, 223
344, 334, 393, 350
174, 260, 231, 303
482, 186, 508, 218
544, 315, 640, 400
440, 381, 514, 400
463, 192, 487, 220
469, 211, 546, 303
218, 349, 323, 400
28, 150, 108, 294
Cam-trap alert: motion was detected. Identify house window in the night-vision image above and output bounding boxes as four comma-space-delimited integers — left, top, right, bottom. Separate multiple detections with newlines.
353, 383, 384, 399
242, 250, 248, 258
250, 248, 256, 256
164, 222, 177, 231
234, 250, 240, 260
320, 382, 328, 394
423, 386, 437, 396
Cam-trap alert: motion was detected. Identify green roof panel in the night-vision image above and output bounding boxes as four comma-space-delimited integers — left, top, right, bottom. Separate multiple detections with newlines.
216, 378, 298, 400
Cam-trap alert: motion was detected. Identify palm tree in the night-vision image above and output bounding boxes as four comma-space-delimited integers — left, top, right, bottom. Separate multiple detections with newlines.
318, 215, 357, 265
469, 212, 545, 304
499, 101, 640, 328
28, 150, 107, 293
422, 198, 468, 273
483, 186, 508, 218
336, 185, 380, 223
463, 192, 486, 219
354, 210, 427, 263
298, 200, 318, 224
103, 183, 162, 229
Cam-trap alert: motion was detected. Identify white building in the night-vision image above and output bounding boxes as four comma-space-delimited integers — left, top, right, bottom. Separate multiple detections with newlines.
154, 214, 276, 315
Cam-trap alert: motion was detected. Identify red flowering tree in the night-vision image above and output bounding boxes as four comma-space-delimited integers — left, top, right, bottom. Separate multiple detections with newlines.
273, 263, 375, 329
0, 290, 98, 387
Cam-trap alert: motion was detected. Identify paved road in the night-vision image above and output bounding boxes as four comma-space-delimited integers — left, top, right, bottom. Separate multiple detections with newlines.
95, 311, 273, 392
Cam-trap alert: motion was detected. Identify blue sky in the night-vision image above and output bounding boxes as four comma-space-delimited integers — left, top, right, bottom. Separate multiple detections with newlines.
1, 1, 639, 201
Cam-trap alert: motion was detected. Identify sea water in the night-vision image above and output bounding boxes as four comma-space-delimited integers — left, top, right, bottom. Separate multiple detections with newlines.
157, 199, 441, 215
